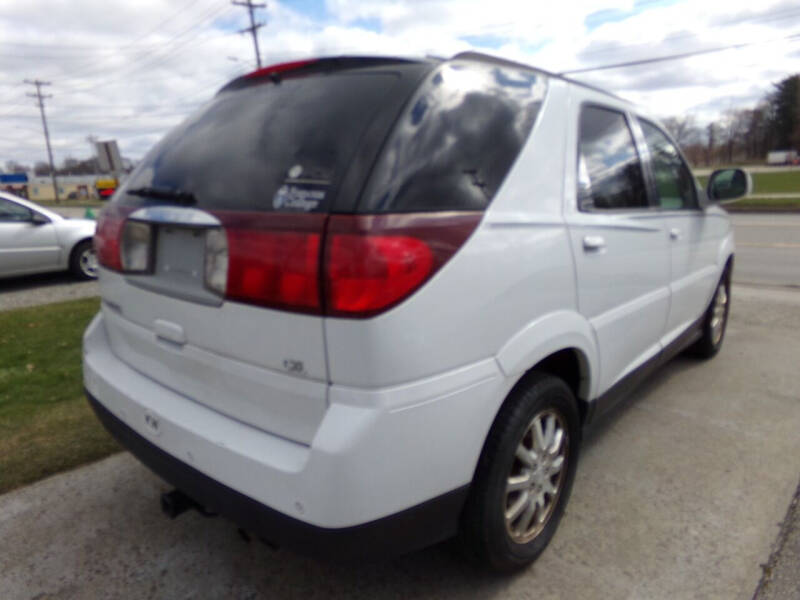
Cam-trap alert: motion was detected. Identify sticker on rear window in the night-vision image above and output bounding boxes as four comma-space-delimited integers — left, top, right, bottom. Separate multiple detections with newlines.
272, 182, 328, 212
272, 165, 332, 212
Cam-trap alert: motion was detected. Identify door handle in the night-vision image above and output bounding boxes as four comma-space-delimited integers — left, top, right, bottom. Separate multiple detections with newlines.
669, 228, 682, 241
582, 235, 606, 251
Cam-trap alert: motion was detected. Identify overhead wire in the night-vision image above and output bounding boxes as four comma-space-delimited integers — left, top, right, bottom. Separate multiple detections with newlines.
561, 31, 800, 74
5, 1, 799, 164
56, 3, 233, 93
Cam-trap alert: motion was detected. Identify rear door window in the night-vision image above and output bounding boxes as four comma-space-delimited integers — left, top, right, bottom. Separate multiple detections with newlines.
577, 106, 649, 211
639, 120, 698, 210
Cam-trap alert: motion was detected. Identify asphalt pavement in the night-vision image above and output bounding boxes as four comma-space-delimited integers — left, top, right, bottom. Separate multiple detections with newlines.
731, 213, 800, 288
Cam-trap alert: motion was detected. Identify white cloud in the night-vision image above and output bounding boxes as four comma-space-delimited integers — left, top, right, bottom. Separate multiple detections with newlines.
1, 0, 798, 168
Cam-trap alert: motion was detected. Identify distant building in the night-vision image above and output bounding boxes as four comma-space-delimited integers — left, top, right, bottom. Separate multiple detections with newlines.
0, 172, 28, 197
27, 174, 102, 202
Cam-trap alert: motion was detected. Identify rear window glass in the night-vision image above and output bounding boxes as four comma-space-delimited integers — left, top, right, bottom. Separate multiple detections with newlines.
358, 60, 548, 213
116, 70, 412, 213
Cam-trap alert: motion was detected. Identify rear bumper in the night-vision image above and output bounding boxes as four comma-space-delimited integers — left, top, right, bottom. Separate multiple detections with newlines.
84, 311, 508, 557
87, 391, 467, 559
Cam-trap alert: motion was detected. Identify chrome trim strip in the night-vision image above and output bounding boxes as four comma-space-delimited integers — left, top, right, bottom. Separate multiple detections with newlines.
129, 206, 221, 226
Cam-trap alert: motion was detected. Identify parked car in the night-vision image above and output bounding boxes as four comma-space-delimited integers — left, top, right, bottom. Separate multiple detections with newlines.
0, 191, 97, 280
83, 52, 750, 570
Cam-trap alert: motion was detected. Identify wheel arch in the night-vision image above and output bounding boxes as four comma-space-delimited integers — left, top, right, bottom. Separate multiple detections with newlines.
495, 310, 598, 411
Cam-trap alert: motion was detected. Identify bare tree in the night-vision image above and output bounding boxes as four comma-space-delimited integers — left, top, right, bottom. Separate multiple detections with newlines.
33, 161, 51, 176
663, 115, 699, 150
4, 160, 29, 174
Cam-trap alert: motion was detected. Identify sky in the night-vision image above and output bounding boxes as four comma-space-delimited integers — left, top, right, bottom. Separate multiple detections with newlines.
1, 0, 799, 168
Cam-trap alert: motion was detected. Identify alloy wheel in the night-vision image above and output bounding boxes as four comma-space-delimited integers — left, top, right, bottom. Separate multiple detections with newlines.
710, 282, 728, 346
504, 409, 569, 544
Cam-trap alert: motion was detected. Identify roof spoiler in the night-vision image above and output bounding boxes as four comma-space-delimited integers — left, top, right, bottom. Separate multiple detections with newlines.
218, 56, 428, 94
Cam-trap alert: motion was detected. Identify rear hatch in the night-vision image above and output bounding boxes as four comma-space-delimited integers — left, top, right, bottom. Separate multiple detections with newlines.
95, 58, 433, 444
95, 55, 548, 444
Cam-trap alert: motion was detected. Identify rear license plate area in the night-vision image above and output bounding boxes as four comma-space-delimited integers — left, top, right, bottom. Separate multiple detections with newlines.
126, 225, 222, 306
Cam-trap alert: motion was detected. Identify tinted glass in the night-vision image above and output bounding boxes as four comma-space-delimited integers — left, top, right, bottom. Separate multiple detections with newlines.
0, 198, 32, 222
115, 70, 413, 213
577, 106, 648, 211
359, 61, 547, 213
640, 120, 697, 210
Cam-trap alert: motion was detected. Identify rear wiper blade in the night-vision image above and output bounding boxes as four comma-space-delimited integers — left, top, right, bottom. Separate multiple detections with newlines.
126, 186, 196, 205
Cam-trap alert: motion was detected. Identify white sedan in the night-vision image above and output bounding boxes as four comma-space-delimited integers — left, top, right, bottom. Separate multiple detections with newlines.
0, 191, 98, 280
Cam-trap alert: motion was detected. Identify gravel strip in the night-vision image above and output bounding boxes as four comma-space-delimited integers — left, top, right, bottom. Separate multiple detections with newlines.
0, 273, 98, 312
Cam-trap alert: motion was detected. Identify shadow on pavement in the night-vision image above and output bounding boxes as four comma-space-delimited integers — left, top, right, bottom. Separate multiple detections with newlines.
0, 271, 85, 292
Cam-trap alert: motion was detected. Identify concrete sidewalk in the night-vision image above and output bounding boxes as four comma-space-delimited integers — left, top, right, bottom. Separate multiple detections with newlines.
1, 285, 799, 599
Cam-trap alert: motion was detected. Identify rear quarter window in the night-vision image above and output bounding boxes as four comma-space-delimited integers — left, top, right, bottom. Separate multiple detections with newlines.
358, 60, 548, 213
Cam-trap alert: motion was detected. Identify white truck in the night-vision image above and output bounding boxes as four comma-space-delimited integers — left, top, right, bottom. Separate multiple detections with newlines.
767, 150, 798, 165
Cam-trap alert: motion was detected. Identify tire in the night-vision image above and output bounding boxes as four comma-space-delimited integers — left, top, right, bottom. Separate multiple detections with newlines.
689, 267, 731, 359
69, 240, 98, 280
459, 372, 581, 571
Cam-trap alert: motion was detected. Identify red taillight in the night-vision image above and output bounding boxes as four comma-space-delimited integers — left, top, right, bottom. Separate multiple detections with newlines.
323, 213, 482, 318
326, 234, 433, 315
94, 205, 134, 271
213, 212, 326, 314
95, 207, 480, 318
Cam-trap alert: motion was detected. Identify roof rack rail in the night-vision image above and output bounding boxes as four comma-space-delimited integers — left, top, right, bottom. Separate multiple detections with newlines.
452, 50, 628, 104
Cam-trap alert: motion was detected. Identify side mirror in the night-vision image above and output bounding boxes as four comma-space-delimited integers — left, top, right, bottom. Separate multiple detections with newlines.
707, 168, 752, 204
31, 212, 50, 225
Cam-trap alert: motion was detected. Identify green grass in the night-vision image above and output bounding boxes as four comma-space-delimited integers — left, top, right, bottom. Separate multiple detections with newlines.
725, 197, 800, 210
696, 170, 800, 209
697, 170, 800, 195
752, 171, 800, 194
0, 297, 119, 494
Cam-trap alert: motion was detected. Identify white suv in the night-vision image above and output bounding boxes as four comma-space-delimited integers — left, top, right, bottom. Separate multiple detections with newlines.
84, 52, 749, 570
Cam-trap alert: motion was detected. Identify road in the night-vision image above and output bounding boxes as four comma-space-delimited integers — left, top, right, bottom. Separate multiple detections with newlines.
731, 213, 800, 288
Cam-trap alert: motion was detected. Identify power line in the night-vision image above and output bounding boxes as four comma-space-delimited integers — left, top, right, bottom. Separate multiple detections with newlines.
55, 3, 231, 94
24, 79, 61, 203
232, 0, 265, 68
560, 31, 800, 75
562, 5, 800, 63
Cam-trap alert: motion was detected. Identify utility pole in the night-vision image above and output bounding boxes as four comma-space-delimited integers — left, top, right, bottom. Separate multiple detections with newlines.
232, 0, 265, 69
25, 79, 60, 203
